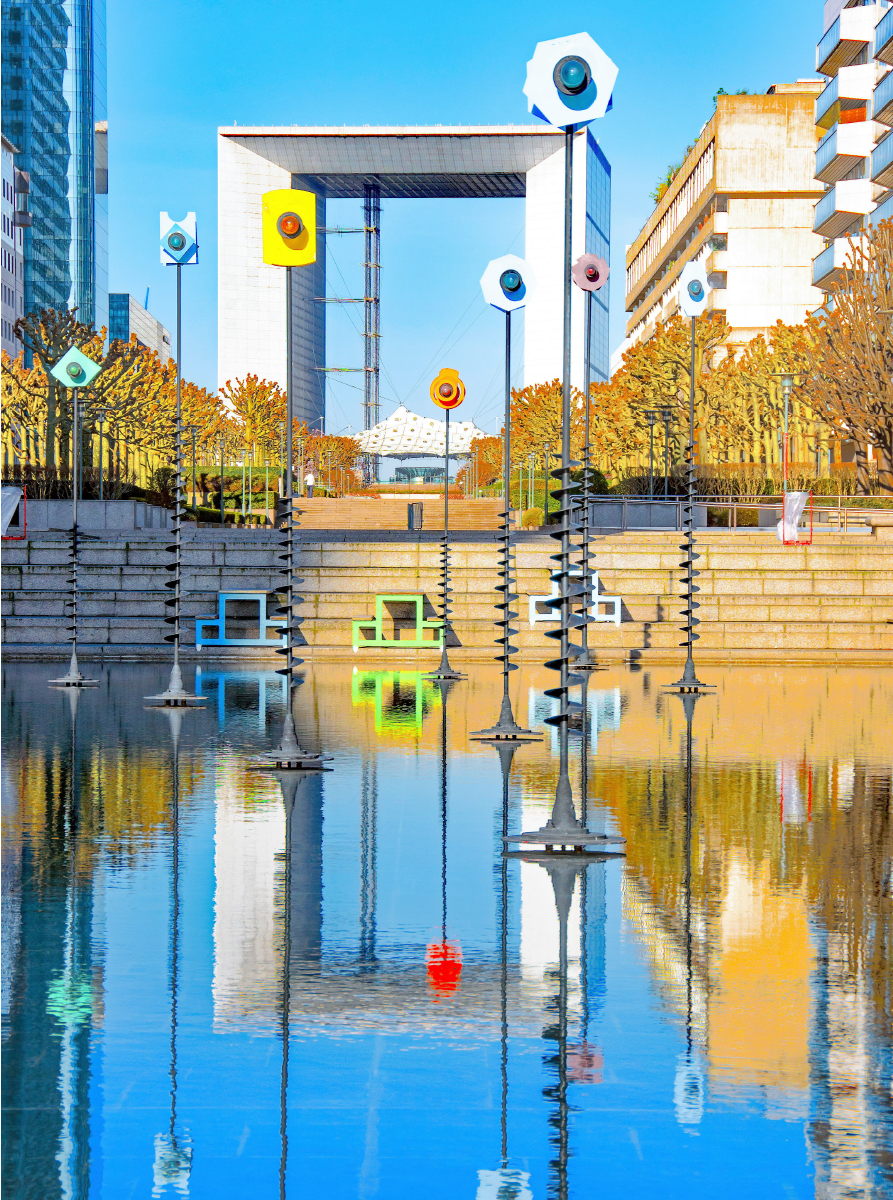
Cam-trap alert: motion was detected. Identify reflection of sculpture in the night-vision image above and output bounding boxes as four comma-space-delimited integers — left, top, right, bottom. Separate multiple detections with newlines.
673, 692, 705, 1126
351, 670, 437, 737
153, 709, 193, 1196
426, 681, 463, 1000
268, 768, 325, 1198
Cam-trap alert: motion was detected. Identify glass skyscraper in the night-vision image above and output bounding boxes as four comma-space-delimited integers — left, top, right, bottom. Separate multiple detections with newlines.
1, 0, 107, 334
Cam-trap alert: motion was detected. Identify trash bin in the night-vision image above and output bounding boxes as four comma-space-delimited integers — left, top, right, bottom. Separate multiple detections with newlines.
408, 502, 423, 530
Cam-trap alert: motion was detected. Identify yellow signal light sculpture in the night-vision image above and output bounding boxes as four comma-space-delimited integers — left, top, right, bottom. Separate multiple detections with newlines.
430, 368, 466, 411
262, 188, 317, 267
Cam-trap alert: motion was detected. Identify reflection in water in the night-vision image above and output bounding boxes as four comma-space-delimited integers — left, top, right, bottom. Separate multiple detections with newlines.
351, 670, 437, 739
2, 662, 892, 1197
426, 681, 462, 1000
153, 710, 193, 1198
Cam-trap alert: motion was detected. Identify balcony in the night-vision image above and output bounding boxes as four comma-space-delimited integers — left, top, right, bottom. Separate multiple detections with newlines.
816, 5, 879, 76
812, 237, 865, 289
872, 131, 893, 186
874, 67, 893, 126
815, 122, 875, 182
813, 180, 875, 237
816, 64, 877, 129
871, 190, 893, 225
876, 6, 893, 66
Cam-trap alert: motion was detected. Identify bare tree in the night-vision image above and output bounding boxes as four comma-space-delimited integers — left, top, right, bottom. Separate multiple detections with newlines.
805, 220, 893, 494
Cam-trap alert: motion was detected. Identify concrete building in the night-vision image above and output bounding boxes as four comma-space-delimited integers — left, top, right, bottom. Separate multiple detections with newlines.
1, 0, 108, 332
624, 85, 825, 354
108, 293, 172, 363
812, 0, 893, 291
1, 134, 26, 357
217, 126, 610, 432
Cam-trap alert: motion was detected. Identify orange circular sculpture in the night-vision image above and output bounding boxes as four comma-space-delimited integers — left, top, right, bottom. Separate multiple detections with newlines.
429, 368, 466, 411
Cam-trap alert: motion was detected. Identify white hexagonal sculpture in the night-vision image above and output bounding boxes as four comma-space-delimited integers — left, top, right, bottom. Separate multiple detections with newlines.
523, 32, 618, 129
679, 260, 711, 317
479, 254, 536, 313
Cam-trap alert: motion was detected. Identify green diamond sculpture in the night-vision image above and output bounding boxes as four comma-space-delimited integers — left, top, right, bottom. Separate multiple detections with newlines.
50, 346, 102, 388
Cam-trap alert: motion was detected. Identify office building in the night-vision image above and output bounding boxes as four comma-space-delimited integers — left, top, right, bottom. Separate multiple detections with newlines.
1, 0, 108, 332
624, 86, 825, 353
217, 126, 611, 431
109, 293, 172, 363
812, 0, 893, 290
1, 134, 27, 357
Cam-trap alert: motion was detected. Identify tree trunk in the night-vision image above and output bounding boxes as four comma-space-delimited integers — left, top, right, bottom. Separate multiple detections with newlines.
874, 437, 893, 495
45, 380, 57, 468
855, 443, 871, 495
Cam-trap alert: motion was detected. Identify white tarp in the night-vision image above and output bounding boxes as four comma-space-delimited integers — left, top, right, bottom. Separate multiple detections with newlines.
354, 404, 487, 459
1, 487, 22, 535
776, 491, 809, 543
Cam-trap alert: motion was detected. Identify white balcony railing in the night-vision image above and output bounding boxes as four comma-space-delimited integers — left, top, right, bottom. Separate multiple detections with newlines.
816, 64, 879, 129
871, 190, 893, 225
815, 122, 875, 183
875, 67, 893, 126
876, 6, 893, 66
814, 180, 875, 238
812, 237, 865, 289
872, 131, 893, 186
816, 5, 880, 76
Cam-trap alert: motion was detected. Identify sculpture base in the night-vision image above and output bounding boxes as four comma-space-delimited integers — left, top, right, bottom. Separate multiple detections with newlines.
49, 674, 99, 688
504, 825, 626, 852
144, 691, 207, 707
258, 751, 333, 771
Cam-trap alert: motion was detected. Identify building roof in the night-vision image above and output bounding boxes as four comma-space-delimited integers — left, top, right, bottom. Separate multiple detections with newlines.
354, 405, 487, 458
218, 124, 564, 198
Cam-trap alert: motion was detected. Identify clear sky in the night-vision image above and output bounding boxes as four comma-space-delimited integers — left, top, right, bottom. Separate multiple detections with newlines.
108, 0, 821, 435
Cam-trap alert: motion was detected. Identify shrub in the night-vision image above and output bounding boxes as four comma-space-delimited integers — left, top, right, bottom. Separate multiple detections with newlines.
521, 507, 544, 528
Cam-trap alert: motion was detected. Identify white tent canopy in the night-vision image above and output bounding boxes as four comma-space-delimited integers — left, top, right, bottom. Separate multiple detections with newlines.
353, 405, 488, 459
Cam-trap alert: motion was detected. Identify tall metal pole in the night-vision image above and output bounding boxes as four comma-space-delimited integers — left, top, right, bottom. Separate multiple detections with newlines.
648, 412, 655, 498
219, 435, 224, 525
191, 427, 197, 510
663, 408, 671, 500
266, 264, 328, 767
98, 411, 104, 502
146, 260, 203, 705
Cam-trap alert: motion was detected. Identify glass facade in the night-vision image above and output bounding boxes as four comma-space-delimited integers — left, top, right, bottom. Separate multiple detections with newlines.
585, 130, 611, 384
107, 290, 129, 343
1, 0, 107, 334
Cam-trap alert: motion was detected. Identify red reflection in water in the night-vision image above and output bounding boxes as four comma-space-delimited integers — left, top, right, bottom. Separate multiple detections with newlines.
566, 1041, 603, 1084
426, 940, 463, 1000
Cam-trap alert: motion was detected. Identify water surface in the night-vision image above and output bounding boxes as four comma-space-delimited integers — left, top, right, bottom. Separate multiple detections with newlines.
2, 661, 891, 1198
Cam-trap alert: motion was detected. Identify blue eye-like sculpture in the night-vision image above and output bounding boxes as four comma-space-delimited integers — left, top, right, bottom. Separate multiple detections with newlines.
500, 269, 522, 294
554, 56, 590, 96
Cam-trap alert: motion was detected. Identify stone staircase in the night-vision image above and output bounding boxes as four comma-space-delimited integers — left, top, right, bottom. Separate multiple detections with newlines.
2, 530, 891, 664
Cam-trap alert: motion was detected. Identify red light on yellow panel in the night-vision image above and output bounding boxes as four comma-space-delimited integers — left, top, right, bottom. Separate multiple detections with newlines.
430, 368, 466, 411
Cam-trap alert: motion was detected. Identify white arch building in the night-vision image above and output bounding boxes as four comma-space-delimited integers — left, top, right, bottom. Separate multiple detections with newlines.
218, 125, 611, 432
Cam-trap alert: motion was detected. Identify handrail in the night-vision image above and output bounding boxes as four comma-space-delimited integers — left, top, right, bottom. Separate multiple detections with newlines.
581, 493, 888, 534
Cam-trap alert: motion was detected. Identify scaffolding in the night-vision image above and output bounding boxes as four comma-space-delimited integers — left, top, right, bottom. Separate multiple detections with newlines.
314, 183, 381, 483
363, 184, 381, 482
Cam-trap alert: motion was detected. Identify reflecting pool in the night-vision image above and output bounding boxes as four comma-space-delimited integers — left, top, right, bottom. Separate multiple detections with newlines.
2, 661, 891, 1198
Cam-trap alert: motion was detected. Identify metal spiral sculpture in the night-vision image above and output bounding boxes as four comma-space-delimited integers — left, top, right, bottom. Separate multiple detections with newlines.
543, 457, 585, 741
669, 407, 711, 693
574, 442, 599, 674
162, 424, 186, 660
471, 484, 539, 739
266, 490, 330, 768
426, 402, 464, 681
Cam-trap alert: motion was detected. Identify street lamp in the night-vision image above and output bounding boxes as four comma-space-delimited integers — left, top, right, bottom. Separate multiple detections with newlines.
47, 346, 103, 688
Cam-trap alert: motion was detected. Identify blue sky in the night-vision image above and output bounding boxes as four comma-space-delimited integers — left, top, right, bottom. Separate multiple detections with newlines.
108, 0, 821, 434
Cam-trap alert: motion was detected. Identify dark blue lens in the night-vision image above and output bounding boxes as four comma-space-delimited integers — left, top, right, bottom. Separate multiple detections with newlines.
688, 280, 704, 300
500, 270, 522, 293
168, 231, 186, 251
560, 60, 586, 91
66, 362, 84, 380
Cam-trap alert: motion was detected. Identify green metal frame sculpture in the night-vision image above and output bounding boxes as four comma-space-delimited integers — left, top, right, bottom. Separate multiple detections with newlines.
352, 594, 443, 651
